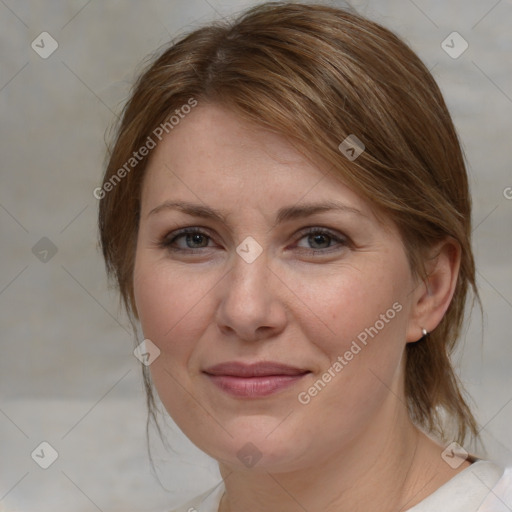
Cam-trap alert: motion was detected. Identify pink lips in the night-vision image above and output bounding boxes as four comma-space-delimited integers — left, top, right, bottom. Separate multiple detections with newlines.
203, 361, 310, 398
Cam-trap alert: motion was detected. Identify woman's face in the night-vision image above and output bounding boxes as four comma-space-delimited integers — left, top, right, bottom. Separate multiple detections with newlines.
133, 103, 421, 472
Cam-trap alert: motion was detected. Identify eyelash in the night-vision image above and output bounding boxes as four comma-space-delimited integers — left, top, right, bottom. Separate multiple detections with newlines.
158, 226, 349, 256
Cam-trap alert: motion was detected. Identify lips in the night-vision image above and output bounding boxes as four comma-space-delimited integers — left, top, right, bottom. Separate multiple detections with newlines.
203, 361, 310, 377
203, 361, 311, 398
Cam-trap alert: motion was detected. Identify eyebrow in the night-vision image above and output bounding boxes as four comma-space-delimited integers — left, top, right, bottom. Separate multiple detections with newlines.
148, 200, 367, 225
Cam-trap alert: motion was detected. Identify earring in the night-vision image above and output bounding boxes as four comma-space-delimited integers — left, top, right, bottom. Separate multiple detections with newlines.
421, 328, 428, 338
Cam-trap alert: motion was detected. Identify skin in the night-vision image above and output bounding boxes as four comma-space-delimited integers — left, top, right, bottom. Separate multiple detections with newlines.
133, 103, 470, 512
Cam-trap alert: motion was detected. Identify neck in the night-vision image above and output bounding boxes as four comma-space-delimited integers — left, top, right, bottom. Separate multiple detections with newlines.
217, 411, 468, 512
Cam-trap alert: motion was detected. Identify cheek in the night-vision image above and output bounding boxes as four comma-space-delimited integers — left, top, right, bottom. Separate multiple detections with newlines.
292, 260, 410, 420
132, 253, 215, 374
294, 261, 407, 360
133, 254, 216, 425
134, 251, 212, 338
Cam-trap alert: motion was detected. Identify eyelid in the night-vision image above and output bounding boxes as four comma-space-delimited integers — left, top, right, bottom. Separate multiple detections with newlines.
292, 226, 350, 252
159, 226, 216, 249
294, 225, 346, 240
158, 225, 351, 256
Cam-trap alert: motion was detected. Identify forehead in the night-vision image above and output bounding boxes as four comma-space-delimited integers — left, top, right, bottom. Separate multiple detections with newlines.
146, 104, 320, 180
140, 103, 380, 224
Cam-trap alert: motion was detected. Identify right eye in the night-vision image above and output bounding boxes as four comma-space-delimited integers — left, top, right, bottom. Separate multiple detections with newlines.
159, 227, 215, 253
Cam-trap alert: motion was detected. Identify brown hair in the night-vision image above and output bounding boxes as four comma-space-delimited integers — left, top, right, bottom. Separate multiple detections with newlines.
99, 1, 479, 446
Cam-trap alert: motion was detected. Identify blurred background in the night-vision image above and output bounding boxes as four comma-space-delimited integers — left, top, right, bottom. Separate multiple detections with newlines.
1, 0, 511, 510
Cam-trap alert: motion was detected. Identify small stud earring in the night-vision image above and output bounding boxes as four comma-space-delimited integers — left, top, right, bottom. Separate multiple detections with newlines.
421, 328, 428, 337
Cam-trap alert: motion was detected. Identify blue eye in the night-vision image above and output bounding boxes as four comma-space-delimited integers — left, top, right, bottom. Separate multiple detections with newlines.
159, 227, 348, 255
160, 228, 212, 251
295, 228, 347, 254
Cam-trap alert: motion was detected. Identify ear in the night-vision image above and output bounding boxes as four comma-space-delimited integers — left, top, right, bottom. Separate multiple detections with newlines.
405, 237, 461, 343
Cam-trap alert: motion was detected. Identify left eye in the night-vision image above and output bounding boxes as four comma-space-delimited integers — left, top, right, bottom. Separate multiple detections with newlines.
295, 229, 346, 252
159, 227, 347, 254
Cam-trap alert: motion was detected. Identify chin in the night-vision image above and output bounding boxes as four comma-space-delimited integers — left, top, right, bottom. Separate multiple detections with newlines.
189, 418, 309, 473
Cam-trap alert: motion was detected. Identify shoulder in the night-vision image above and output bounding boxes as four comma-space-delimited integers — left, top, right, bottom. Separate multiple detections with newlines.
478, 465, 512, 511
407, 460, 512, 512
167, 481, 225, 512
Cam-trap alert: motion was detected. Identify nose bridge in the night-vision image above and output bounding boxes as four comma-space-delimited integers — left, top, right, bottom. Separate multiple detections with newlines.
229, 237, 270, 300
215, 237, 286, 340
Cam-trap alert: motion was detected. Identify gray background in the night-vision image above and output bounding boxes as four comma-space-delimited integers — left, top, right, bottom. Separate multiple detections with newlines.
1, 0, 511, 511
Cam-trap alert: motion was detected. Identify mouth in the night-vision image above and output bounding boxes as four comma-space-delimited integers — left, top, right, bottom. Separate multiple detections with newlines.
202, 361, 311, 398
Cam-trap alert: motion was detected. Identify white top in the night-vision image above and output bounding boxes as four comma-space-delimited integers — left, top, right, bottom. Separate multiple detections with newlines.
169, 460, 512, 512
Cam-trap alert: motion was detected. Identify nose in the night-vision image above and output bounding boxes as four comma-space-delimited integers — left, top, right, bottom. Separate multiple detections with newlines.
215, 247, 288, 343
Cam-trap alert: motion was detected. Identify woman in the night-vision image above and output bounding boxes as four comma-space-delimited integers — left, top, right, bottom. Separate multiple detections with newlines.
98, 2, 512, 511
